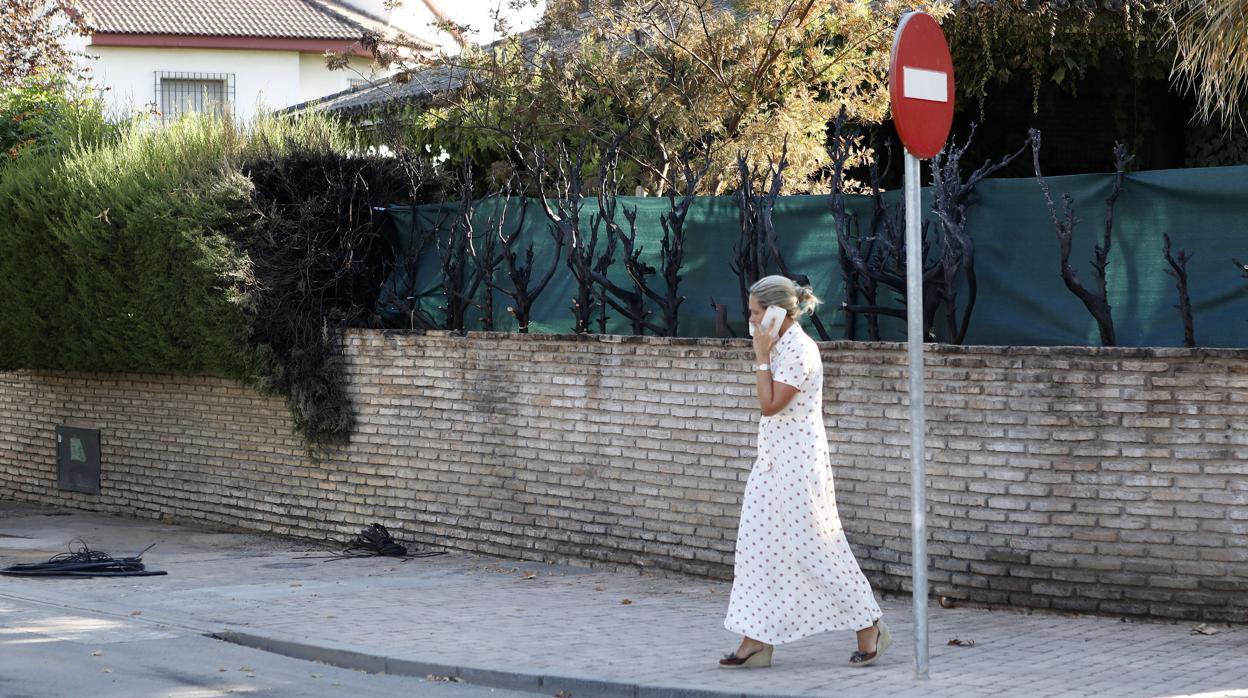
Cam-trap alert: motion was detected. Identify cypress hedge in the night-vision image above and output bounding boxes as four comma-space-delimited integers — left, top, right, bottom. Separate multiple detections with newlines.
0, 87, 413, 446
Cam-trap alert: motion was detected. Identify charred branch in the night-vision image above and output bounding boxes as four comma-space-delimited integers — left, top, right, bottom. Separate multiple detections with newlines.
1031, 130, 1131, 347
1163, 233, 1197, 348
930, 126, 1031, 344
486, 182, 563, 333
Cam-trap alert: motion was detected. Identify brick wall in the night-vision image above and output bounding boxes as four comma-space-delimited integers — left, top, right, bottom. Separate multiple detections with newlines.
1, 330, 1245, 622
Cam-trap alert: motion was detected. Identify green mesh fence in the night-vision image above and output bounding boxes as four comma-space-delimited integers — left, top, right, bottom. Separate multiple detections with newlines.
381, 165, 1248, 347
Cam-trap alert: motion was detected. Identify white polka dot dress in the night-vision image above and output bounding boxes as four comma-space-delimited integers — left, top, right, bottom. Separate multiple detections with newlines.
724, 324, 882, 645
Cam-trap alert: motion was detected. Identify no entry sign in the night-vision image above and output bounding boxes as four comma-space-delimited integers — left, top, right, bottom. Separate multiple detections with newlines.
889, 9, 956, 683
889, 12, 955, 160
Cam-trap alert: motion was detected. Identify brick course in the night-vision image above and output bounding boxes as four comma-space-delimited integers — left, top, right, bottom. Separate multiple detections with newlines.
1, 330, 1245, 621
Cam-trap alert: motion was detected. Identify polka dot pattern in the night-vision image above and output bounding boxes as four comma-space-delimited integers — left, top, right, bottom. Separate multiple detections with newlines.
724, 325, 882, 645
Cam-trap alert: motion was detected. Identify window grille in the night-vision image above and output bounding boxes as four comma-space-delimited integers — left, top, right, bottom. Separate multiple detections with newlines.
154, 72, 235, 123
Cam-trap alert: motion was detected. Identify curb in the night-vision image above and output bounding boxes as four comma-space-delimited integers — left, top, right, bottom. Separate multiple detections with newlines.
211, 629, 810, 698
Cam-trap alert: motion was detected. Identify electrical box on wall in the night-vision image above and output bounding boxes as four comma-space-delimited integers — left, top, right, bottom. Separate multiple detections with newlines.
56, 426, 100, 495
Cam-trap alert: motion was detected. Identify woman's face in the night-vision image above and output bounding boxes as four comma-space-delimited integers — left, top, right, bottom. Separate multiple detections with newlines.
748, 295, 764, 326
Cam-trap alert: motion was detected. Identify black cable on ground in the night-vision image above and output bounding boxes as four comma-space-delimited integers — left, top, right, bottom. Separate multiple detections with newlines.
0, 540, 167, 578
296, 523, 447, 562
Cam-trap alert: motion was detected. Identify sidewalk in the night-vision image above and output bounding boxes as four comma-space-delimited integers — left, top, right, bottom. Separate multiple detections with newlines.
1, 501, 1244, 698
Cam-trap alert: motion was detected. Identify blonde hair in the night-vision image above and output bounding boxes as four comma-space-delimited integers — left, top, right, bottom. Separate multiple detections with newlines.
749, 275, 822, 319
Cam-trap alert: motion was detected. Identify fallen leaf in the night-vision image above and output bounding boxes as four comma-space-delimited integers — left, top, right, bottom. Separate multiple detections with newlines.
594, 586, 605, 592
90, 650, 102, 657
946, 638, 975, 647
311, 673, 322, 679
521, 571, 537, 580
554, 691, 572, 697
290, 583, 302, 587
218, 668, 228, 673
102, 668, 112, 674
240, 666, 254, 672
1191, 624, 1220, 636
425, 674, 462, 683
621, 599, 633, 605
938, 596, 956, 609
129, 610, 142, 616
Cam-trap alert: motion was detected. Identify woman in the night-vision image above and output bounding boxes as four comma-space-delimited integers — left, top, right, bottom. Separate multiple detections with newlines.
719, 275, 889, 669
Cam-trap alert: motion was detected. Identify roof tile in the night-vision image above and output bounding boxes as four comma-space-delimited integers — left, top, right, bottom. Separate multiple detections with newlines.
80, 0, 413, 42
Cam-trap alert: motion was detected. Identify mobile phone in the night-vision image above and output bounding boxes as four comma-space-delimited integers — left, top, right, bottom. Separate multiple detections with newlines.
749, 305, 787, 339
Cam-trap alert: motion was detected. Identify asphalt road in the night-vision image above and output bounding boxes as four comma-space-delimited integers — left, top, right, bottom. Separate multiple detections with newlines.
0, 595, 544, 698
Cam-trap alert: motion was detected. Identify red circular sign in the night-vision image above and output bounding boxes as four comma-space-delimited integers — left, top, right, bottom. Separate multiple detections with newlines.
889, 12, 955, 160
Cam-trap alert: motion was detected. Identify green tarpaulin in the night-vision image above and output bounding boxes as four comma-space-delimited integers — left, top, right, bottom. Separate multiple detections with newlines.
382, 165, 1248, 347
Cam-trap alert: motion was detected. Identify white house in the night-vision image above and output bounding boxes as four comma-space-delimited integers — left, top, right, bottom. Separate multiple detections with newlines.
282, 0, 549, 117
67, 0, 436, 123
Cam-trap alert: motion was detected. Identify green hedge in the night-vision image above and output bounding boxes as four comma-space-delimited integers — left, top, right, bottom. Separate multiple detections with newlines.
0, 85, 406, 446
0, 115, 254, 375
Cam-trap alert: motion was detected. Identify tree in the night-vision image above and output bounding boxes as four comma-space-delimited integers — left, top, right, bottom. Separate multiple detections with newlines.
943, 1, 1168, 118
0, 72, 109, 160
339, 0, 940, 196
1031, 130, 1134, 347
1169, 0, 1248, 128
731, 139, 836, 339
485, 182, 563, 334
928, 126, 1032, 344
1, 0, 91, 86
1, 1, 101, 160
541, 0, 939, 194
1162, 233, 1196, 347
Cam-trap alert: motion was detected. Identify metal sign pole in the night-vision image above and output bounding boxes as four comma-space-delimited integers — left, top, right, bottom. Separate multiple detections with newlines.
891, 10, 948, 681
904, 150, 929, 680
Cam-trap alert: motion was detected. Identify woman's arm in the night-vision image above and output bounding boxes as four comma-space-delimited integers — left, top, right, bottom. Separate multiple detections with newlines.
756, 370, 800, 416
752, 324, 800, 416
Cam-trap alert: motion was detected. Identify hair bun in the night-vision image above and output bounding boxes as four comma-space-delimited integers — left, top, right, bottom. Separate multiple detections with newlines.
795, 284, 822, 315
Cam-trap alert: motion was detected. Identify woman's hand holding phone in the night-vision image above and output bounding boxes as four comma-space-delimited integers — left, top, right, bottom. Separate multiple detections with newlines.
750, 306, 786, 362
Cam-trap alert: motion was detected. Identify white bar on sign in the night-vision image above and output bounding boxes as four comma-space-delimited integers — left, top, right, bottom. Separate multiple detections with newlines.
903, 67, 948, 103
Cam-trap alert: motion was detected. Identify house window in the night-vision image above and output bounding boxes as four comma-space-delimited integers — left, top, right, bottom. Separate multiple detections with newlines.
154, 72, 235, 123
349, 78, 371, 90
